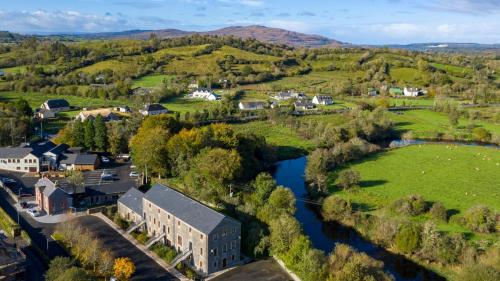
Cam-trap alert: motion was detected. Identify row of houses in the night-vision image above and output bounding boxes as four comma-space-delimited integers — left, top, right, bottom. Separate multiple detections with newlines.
0, 141, 99, 173
118, 184, 241, 276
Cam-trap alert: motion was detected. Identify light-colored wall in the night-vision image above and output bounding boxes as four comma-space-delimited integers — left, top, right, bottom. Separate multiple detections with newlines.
206, 219, 241, 274
0, 154, 39, 173
118, 202, 142, 224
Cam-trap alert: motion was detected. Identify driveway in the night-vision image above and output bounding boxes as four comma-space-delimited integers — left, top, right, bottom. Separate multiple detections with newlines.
211, 259, 293, 281
75, 215, 178, 281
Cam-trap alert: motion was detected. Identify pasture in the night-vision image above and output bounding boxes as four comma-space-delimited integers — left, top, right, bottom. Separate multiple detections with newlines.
0, 91, 133, 108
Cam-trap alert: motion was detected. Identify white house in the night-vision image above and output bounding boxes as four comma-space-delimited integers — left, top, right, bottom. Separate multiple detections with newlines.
403, 87, 422, 97
115, 106, 131, 113
140, 104, 169, 116
35, 108, 56, 119
40, 99, 70, 112
273, 91, 306, 101
238, 101, 266, 111
312, 95, 334, 105
188, 88, 221, 101
0, 141, 63, 173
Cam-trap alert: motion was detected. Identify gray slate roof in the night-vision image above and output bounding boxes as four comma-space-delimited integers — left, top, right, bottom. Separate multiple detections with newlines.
118, 188, 144, 215
45, 99, 69, 109
144, 184, 238, 234
0, 141, 56, 159
144, 103, 167, 112
60, 153, 98, 165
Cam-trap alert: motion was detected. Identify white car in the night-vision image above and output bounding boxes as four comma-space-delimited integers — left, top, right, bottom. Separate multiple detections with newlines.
101, 172, 113, 181
129, 171, 140, 178
101, 156, 110, 163
27, 208, 41, 217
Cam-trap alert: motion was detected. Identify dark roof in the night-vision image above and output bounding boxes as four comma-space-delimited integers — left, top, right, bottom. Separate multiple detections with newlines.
45, 144, 69, 156
118, 188, 144, 215
60, 153, 98, 165
85, 180, 135, 195
144, 184, 239, 234
315, 95, 333, 100
45, 99, 69, 109
144, 104, 167, 112
0, 141, 56, 159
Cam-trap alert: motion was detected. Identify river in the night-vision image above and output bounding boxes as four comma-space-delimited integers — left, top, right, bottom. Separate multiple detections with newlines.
272, 156, 444, 281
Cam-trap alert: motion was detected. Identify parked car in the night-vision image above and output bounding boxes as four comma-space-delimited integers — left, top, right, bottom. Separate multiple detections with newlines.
129, 171, 140, 178
20, 202, 29, 209
27, 208, 40, 217
101, 156, 110, 163
100, 172, 113, 181
118, 154, 130, 161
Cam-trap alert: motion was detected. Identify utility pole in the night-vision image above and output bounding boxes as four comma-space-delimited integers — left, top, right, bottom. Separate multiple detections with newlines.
10, 118, 14, 146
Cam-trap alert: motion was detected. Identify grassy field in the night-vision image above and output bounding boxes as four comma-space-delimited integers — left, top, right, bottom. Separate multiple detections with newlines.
0, 91, 133, 108
390, 67, 422, 84
333, 144, 500, 238
390, 109, 500, 139
132, 74, 175, 88
161, 96, 216, 115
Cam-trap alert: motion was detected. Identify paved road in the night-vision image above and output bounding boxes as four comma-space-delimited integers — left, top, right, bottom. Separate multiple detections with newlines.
75, 215, 178, 281
212, 259, 293, 281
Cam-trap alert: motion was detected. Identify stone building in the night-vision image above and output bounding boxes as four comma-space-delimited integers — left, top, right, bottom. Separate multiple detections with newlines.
118, 184, 241, 276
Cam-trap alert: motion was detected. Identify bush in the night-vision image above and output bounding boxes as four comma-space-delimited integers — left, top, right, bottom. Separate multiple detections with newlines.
133, 232, 149, 244
429, 202, 448, 221
395, 223, 421, 254
391, 195, 428, 216
463, 205, 496, 233
457, 263, 500, 281
337, 169, 361, 190
151, 242, 177, 263
321, 196, 352, 221
113, 213, 130, 230
472, 128, 491, 142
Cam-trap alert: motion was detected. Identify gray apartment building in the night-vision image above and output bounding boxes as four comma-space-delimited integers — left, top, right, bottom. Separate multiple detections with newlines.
118, 184, 241, 276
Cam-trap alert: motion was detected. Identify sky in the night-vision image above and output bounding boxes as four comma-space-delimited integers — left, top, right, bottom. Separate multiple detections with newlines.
1, 0, 499, 44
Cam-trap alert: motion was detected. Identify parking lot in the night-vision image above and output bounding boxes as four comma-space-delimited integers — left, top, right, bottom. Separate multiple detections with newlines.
212, 258, 293, 281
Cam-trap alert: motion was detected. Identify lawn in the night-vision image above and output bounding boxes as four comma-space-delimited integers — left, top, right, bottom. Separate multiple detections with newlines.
390, 67, 422, 84
388, 97, 436, 107
0, 91, 133, 108
161, 96, 215, 115
333, 144, 500, 238
390, 109, 500, 139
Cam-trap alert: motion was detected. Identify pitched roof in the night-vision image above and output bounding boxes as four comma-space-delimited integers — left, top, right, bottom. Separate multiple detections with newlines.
0, 141, 56, 159
35, 178, 67, 197
144, 184, 239, 234
60, 153, 98, 165
45, 99, 69, 109
144, 104, 167, 112
45, 144, 69, 156
314, 95, 333, 100
118, 188, 144, 215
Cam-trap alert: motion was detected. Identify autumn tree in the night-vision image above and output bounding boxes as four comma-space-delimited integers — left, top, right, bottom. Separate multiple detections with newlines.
114, 257, 136, 281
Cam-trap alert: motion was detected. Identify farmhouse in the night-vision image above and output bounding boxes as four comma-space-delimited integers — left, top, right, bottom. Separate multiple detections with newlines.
294, 100, 316, 111
76, 108, 121, 122
40, 99, 70, 112
118, 184, 241, 276
404, 87, 423, 97
140, 104, 169, 116
238, 101, 266, 110
34, 108, 56, 119
312, 95, 334, 105
188, 88, 221, 101
131, 87, 154, 96
273, 91, 306, 101
367, 88, 379, 96
115, 106, 131, 113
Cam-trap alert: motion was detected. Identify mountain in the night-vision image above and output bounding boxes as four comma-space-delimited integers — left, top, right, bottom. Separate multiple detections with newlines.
0, 31, 26, 43
71, 25, 343, 48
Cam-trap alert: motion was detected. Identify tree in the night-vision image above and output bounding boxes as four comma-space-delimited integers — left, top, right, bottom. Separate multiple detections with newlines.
98, 250, 115, 278
72, 121, 85, 147
45, 257, 73, 281
282, 235, 327, 281
252, 172, 276, 203
269, 214, 302, 255
337, 169, 361, 190
54, 267, 95, 281
65, 170, 85, 194
395, 223, 421, 254
94, 115, 107, 151
84, 120, 95, 150
114, 257, 136, 281
322, 195, 352, 221
108, 122, 127, 156
463, 205, 496, 233
429, 202, 447, 221
14, 98, 33, 117
259, 187, 296, 222
129, 126, 170, 177
190, 148, 242, 191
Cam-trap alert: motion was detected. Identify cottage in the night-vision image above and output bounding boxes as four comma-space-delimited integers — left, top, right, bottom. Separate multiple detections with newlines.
404, 87, 422, 97
273, 91, 306, 101
188, 88, 221, 101
118, 184, 241, 276
35, 108, 56, 119
312, 95, 334, 105
294, 100, 316, 111
35, 178, 72, 215
40, 99, 70, 112
389, 87, 403, 96
115, 106, 131, 113
76, 108, 121, 122
59, 153, 99, 171
238, 101, 266, 111
140, 104, 169, 116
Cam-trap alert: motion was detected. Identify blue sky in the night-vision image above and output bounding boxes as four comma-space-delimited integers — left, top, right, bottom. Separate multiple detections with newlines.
1, 0, 499, 44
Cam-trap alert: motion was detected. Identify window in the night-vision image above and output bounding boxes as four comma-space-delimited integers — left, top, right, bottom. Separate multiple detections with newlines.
189, 227, 191, 232
223, 244, 227, 253
231, 241, 236, 250
213, 262, 217, 268
16, 167, 20, 170
231, 255, 235, 261
158, 208, 160, 213
232, 227, 236, 234
200, 234, 203, 240
17, 159, 20, 163
24, 159, 27, 163
199, 261, 203, 268
168, 214, 170, 219
177, 235, 183, 246
213, 234, 218, 241
8, 159, 11, 163
200, 248, 203, 255
168, 227, 170, 234
213, 248, 217, 256
149, 203, 151, 208
222, 231, 226, 237
153, 218, 156, 224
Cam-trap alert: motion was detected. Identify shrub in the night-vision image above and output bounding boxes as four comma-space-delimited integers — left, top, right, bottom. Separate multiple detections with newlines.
113, 213, 130, 230
463, 205, 496, 233
337, 169, 361, 190
134, 232, 149, 244
151, 243, 177, 263
391, 195, 428, 216
395, 223, 421, 254
321, 196, 352, 221
472, 128, 491, 142
429, 202, 448, 221
456, 263, 500, 281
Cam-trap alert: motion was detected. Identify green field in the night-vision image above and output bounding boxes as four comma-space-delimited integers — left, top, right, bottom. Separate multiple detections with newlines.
0, 91, 133, 108
161, 96, 216, 115
391, 109, 500, 139
132, 74, 175, 88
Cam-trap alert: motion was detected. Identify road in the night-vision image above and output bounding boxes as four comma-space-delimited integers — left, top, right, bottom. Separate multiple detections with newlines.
75, 215, 178, 281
